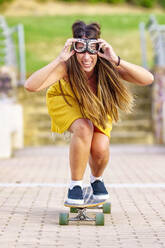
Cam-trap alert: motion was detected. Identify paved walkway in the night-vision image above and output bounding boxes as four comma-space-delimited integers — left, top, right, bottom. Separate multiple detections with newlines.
0, 145, 165, 248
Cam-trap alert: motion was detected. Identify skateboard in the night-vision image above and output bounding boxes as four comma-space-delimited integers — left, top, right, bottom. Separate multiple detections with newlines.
59, 186, 111, 225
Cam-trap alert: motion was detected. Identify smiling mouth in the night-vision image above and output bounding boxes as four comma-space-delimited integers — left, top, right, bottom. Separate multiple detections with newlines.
82, 62, 92, 67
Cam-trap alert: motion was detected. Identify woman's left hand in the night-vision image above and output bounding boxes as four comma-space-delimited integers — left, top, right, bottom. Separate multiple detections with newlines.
98, 39, 118, 65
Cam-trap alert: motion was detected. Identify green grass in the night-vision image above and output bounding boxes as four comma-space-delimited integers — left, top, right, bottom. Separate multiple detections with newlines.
6, 14, 165, 75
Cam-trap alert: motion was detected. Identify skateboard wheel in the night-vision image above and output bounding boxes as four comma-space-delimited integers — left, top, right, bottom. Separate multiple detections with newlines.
103, 202, 111, 214
59, 213, 69, 225
95, 213, 104, 226
70, 207, 78, 213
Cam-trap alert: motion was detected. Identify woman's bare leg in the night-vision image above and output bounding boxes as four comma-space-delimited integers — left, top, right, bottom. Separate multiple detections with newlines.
89, 132, 110, 177
68, 118, 94, 180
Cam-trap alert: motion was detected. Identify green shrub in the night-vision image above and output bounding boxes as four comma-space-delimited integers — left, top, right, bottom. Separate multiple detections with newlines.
158, 0, 165, 8
86, 0, 125, 3
88, 0, 102, 3
107, 0, 125, 3
0, 0, 13, 4
126, 0, 156, 8
140, 0, 156, 8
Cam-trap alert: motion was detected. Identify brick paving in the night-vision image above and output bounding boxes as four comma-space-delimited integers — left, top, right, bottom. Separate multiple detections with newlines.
0, 145, 165, 248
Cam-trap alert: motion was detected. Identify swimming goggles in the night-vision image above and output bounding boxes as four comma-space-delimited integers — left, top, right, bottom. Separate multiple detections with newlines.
73, 39, 100, 54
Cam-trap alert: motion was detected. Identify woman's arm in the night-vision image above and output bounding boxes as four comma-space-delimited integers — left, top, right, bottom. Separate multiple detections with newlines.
116, 59, 154, 86
24, 38, 76, 92
97, 38, 154, 86
24, 57, 67, 92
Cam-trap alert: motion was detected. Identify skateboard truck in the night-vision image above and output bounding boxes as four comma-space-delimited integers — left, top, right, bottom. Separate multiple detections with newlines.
59, 208, 105, 225
68, 208, 95, 222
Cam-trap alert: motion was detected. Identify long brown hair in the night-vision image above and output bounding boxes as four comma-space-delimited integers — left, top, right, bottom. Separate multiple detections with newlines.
60, 20, 134, 129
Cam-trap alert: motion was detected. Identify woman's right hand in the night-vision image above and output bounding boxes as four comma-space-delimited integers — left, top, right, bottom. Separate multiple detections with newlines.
58, 38, 77, 62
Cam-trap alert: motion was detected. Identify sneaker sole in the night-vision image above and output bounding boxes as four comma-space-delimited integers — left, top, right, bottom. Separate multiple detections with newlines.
93, 194, 110, 200
66, 198, 84, 205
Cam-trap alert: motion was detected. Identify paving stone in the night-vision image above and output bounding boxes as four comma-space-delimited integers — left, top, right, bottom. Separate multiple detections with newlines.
0, 145, 165, 248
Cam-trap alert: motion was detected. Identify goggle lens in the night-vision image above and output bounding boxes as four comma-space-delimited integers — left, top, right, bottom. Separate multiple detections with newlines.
74, 41, 86, 52
88, 42, 99, 53
73, 39, 99, 54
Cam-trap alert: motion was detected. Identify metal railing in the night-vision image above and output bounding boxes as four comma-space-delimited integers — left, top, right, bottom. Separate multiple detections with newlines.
139, 15, 165, 68
0, 15, 26, 85
140, 15, 165, 144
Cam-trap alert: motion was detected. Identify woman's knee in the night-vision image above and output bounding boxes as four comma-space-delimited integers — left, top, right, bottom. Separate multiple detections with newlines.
68, 118, 94, 141
91, 137, 110, 161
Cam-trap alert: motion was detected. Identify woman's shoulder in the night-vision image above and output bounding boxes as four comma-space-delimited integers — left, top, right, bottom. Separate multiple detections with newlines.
62, 75, 69, 83
46, 74, 70, 95
49, 75, 69, 88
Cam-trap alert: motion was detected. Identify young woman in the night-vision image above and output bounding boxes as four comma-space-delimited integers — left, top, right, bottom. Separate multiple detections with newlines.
25, 20, 154, 205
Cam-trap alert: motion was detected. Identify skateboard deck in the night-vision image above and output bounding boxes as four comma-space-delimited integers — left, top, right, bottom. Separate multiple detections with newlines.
59, 186, 111, 225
